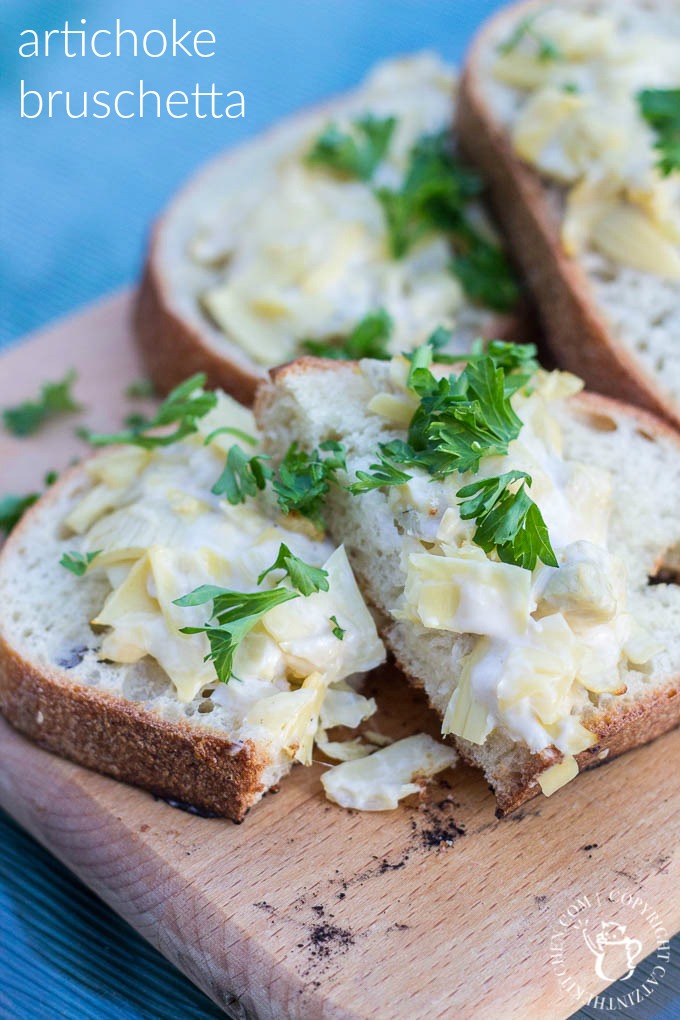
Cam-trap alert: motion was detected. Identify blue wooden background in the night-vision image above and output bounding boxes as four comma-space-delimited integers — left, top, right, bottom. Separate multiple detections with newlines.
1, 1, 677, 1017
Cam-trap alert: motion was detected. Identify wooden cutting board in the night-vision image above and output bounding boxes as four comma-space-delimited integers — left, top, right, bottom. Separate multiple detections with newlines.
1, 292, 678, 1020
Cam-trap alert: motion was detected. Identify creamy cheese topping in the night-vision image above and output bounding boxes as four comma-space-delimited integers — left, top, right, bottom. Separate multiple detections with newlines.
192, 54, 497, 363
364, 356, 660, 784
64, 392, 385, 766
491, 5, 680, 278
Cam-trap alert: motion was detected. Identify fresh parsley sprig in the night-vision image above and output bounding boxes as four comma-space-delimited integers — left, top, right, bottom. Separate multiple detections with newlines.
174, 544, 329, 683
348, 442, 413, 494
257, 543, 329, 596
306, 114, 396, 181
638, 89, 680, 177
301, 309, 393, 360
329, 615, 345, 640
59, 550, 102, 577
456, 471, 557, 570
374, 131, 519, 311
212, 445, 272, 505
273, 440, 347, 528
0, 493, 38, 536
82, 374, 217, 449
3, 370, 82, 438
0, 471, 58, 537
498, 13, 563, 62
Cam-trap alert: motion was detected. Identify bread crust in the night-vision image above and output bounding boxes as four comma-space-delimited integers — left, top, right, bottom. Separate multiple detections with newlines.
0, 637, 270, 822
0, 461, 277, 823
136, 69, 531, 406
456, 0, 680, 430
136, 246, 263, 407
258, 358, 680, 815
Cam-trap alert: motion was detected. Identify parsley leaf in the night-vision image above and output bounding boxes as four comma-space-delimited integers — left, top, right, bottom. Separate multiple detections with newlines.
348, 442, 413, 494
273, 440, 346, 528
3, 370, 82, 437
451, 230, 520, 313
457, 471, 557, 570
375, 132, 518, 311
301, 309, 393, 360
330, 615, 345, 640
174, 545, 329, 683
638, 89, 680, 177
376, 131, 481, 258
176, 585, 299, 684
0, 493, 38, 535
351, 341, 537, 486
59, 550, 102, 577
125, 379, 156, 399
498, 14, 563, 62
306, 114, 396, 180
82, 374, 217, 448
212, 445, 272, 505
0, 471, 58, 537
257, 543, 329, 596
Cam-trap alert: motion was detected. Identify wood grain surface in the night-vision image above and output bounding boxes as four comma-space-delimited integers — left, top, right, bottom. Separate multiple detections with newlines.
0, 293, 678, 1020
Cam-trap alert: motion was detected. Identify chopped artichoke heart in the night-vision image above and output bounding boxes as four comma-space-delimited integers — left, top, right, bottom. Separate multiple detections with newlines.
493, 52, 558, 91
497, 615, 577, 727
591, 204, 680, 279
624, 621, 664, 666
321, 733, 457, 811
442, 641, 494, 744
263, 546, 385, 680
367, 391, 418, 427
512, 89, 585, 164
65, 483, 121, 535
246, 671, 328, 764
315, 732, 375, 762
86, 448, 152, 489
319, 687, 377, 730
200, 285, 294, 364
537, 10, 614, 59
404, 550, 532, 639
538, 756, 579, 796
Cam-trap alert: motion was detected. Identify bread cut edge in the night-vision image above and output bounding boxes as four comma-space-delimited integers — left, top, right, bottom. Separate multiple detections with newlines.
456, 0, 680, 431
0, 637, 271, 821
257, 358, 680, 816
0, 464, 283, 822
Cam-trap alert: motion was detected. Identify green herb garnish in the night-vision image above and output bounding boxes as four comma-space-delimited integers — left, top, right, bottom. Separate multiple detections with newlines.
0, 471, 58, 537
174, 546, 329, 683
212, 445, 272, 505
456, 471, 557, 570
82, 374, 217, 448
498, 14, 563, 62
273, 440, 347, 528
125, 379, 156, 399
0, 493, 38, 535
638, 89, 680, 177
330, 615, 345, 640
257, 543, 329, 596
306, 114, 396, 181
59, 550, 102, 577
375, 131, 519, 311
348, 442, 413, 494
348, 340, 551, 568
301, 309, 393, 360
3, 370, 82, 437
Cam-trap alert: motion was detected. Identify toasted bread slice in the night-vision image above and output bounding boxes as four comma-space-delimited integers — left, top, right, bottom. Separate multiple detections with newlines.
457, 0, 680, 428
0, 393, 385, 820
136, 53, 527, 405
256, 355, 680, 815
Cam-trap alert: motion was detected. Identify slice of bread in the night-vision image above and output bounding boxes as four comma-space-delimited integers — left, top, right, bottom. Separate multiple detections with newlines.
457, 0, 680, 428
136, 54, 526, 405
0, 397, 385, 821
256, 356, 680, 815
